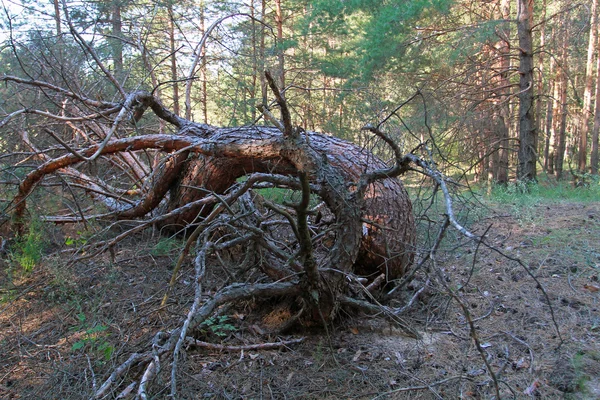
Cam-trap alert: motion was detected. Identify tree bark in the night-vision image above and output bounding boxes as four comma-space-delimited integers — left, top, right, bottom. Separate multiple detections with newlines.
544, 54, 555, 173
554, 18, 569, 180
578, 0, 598, 172
275, 0, 285, 88
11, 105, 415, 297
164, 125, 415, 280
53, 0, 61, 36
111, 1, 124, 80
591, 18, 600, 175
495, 0, 511, 183
168, 4, 180, 116
516, 0, 537, 182
536, 0, 547, 168
200, 6, 208, 123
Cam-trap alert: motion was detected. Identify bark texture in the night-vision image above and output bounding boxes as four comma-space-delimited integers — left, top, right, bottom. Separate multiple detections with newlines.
7, 81, 416, 322
12, 122, 415, 282
516, 0, 537, 182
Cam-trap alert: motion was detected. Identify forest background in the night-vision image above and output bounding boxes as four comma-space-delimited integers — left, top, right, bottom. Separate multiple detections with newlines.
1, 0, 599, 182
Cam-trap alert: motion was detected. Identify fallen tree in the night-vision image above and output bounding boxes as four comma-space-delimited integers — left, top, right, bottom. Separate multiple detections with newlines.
0, 71, 425, 396
0, 5, 565, 398
3, 70, 420, 314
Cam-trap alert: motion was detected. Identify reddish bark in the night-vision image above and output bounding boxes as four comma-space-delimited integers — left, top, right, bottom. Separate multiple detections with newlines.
13, 124, 414, 281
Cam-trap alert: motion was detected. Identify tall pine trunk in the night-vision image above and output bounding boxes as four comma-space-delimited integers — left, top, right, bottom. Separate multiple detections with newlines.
168, 4, 180, 116
495, 0, 511, 183
554, 24, 569, 180
275, 0, 285, 88
592, 30, 600, 175
578, 0, 598, 172
516, 0, 537, 182
111, 1, 124, 80
53, 0, 61, 35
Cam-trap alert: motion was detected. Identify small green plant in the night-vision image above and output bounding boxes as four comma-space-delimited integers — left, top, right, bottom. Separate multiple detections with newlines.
70, 313, 115, 362
0, 289, 17, 304
150, 237, 182, 256
571, 351, 592, 396
199, 315, 237, 338
64, 230, 90, 247
312, 339, 324, 367
10, 219, 45, 272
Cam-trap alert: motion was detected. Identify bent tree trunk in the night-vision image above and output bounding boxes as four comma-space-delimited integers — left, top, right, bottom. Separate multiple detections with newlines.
165, 125, 415, 280
10, 91, 415, 322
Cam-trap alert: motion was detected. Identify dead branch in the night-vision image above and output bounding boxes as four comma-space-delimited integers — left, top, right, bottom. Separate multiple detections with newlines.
93, 281, 301, 398
170, 231, 208, 397
183, 337, 305, 351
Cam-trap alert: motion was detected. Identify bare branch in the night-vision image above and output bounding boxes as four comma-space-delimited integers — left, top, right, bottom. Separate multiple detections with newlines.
183, 337, 305, 351
60, 0, 126, 99
0, 75, 117, 109
264, 70, 293, 138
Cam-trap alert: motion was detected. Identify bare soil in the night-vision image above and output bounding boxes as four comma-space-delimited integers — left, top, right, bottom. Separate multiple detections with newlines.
1, 202, 599, 399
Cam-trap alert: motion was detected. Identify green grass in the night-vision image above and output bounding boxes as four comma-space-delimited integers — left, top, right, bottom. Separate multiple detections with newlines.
484, 179, 600, 205
10, 218, 45, 272
476, 179, 600, 226
255, 186, 321, 208
150, 236, 183, 256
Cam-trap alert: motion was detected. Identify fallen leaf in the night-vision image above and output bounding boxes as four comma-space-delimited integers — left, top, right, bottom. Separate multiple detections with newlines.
583, 284, 600, 292
515, 357, 530, 370
523, 379, 541, 396
349, 327, 359, 335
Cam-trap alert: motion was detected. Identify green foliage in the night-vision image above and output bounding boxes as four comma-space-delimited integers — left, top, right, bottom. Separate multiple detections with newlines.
485, 180, 600, 205
569, 350, 600, 397
256, 186, 321, 208
70, 313, 115, 362
256, 187, 291, 204
10, 219, 45, 272
307, 0, 454, 81
64, 230, 91, 248
0, 288, 17, 304
150, 237, 182, 256
480, 179, 600, 229
199, 316, 237, 338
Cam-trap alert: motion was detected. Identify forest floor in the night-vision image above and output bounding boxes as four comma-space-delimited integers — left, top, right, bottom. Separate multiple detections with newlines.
1, 195, 599, 399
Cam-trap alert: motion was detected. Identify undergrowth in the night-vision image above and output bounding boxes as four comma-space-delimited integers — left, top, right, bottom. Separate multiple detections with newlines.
10, 218, 45, 272
478, 179, 600, 225
485, 179, 600, 205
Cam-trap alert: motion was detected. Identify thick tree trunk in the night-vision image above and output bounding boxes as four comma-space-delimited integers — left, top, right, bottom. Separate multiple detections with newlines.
578, 0, 598, 172
164, 125, 415, 280
554, 19, 569, 180
11, 115, 416, 318
516, 0, 537, 182
591, 27, 600, 175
